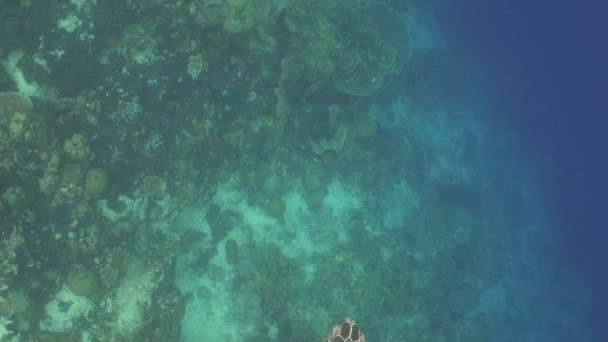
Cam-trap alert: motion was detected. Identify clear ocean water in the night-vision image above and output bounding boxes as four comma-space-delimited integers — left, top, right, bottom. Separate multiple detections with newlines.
0, 0, 605, 341
436, 1, 608, 340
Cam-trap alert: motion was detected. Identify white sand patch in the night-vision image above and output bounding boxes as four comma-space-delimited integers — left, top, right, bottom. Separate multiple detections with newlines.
176, 175, 368, 340
322, 179, 361, 219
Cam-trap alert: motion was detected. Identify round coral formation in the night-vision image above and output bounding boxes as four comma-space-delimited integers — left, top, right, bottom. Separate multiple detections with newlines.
334, 50, 361, 76
66, 266, 99, 297
84, 168, 109, 196
142, 175, 166, 198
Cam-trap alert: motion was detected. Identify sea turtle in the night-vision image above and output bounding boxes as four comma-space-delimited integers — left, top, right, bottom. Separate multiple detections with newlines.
324, 318, 365, 342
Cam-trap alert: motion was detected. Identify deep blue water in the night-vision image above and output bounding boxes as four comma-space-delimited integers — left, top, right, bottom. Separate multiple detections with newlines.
434, 0, 608, 339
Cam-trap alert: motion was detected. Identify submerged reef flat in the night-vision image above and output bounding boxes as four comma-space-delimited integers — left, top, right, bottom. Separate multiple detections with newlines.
0, 0, 590, 341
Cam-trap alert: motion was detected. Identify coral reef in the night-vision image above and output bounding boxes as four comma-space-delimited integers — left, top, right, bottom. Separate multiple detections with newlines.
0, 0, 586, 341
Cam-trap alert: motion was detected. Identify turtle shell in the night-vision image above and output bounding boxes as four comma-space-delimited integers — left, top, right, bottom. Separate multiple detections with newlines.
324, 318, 365, 342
